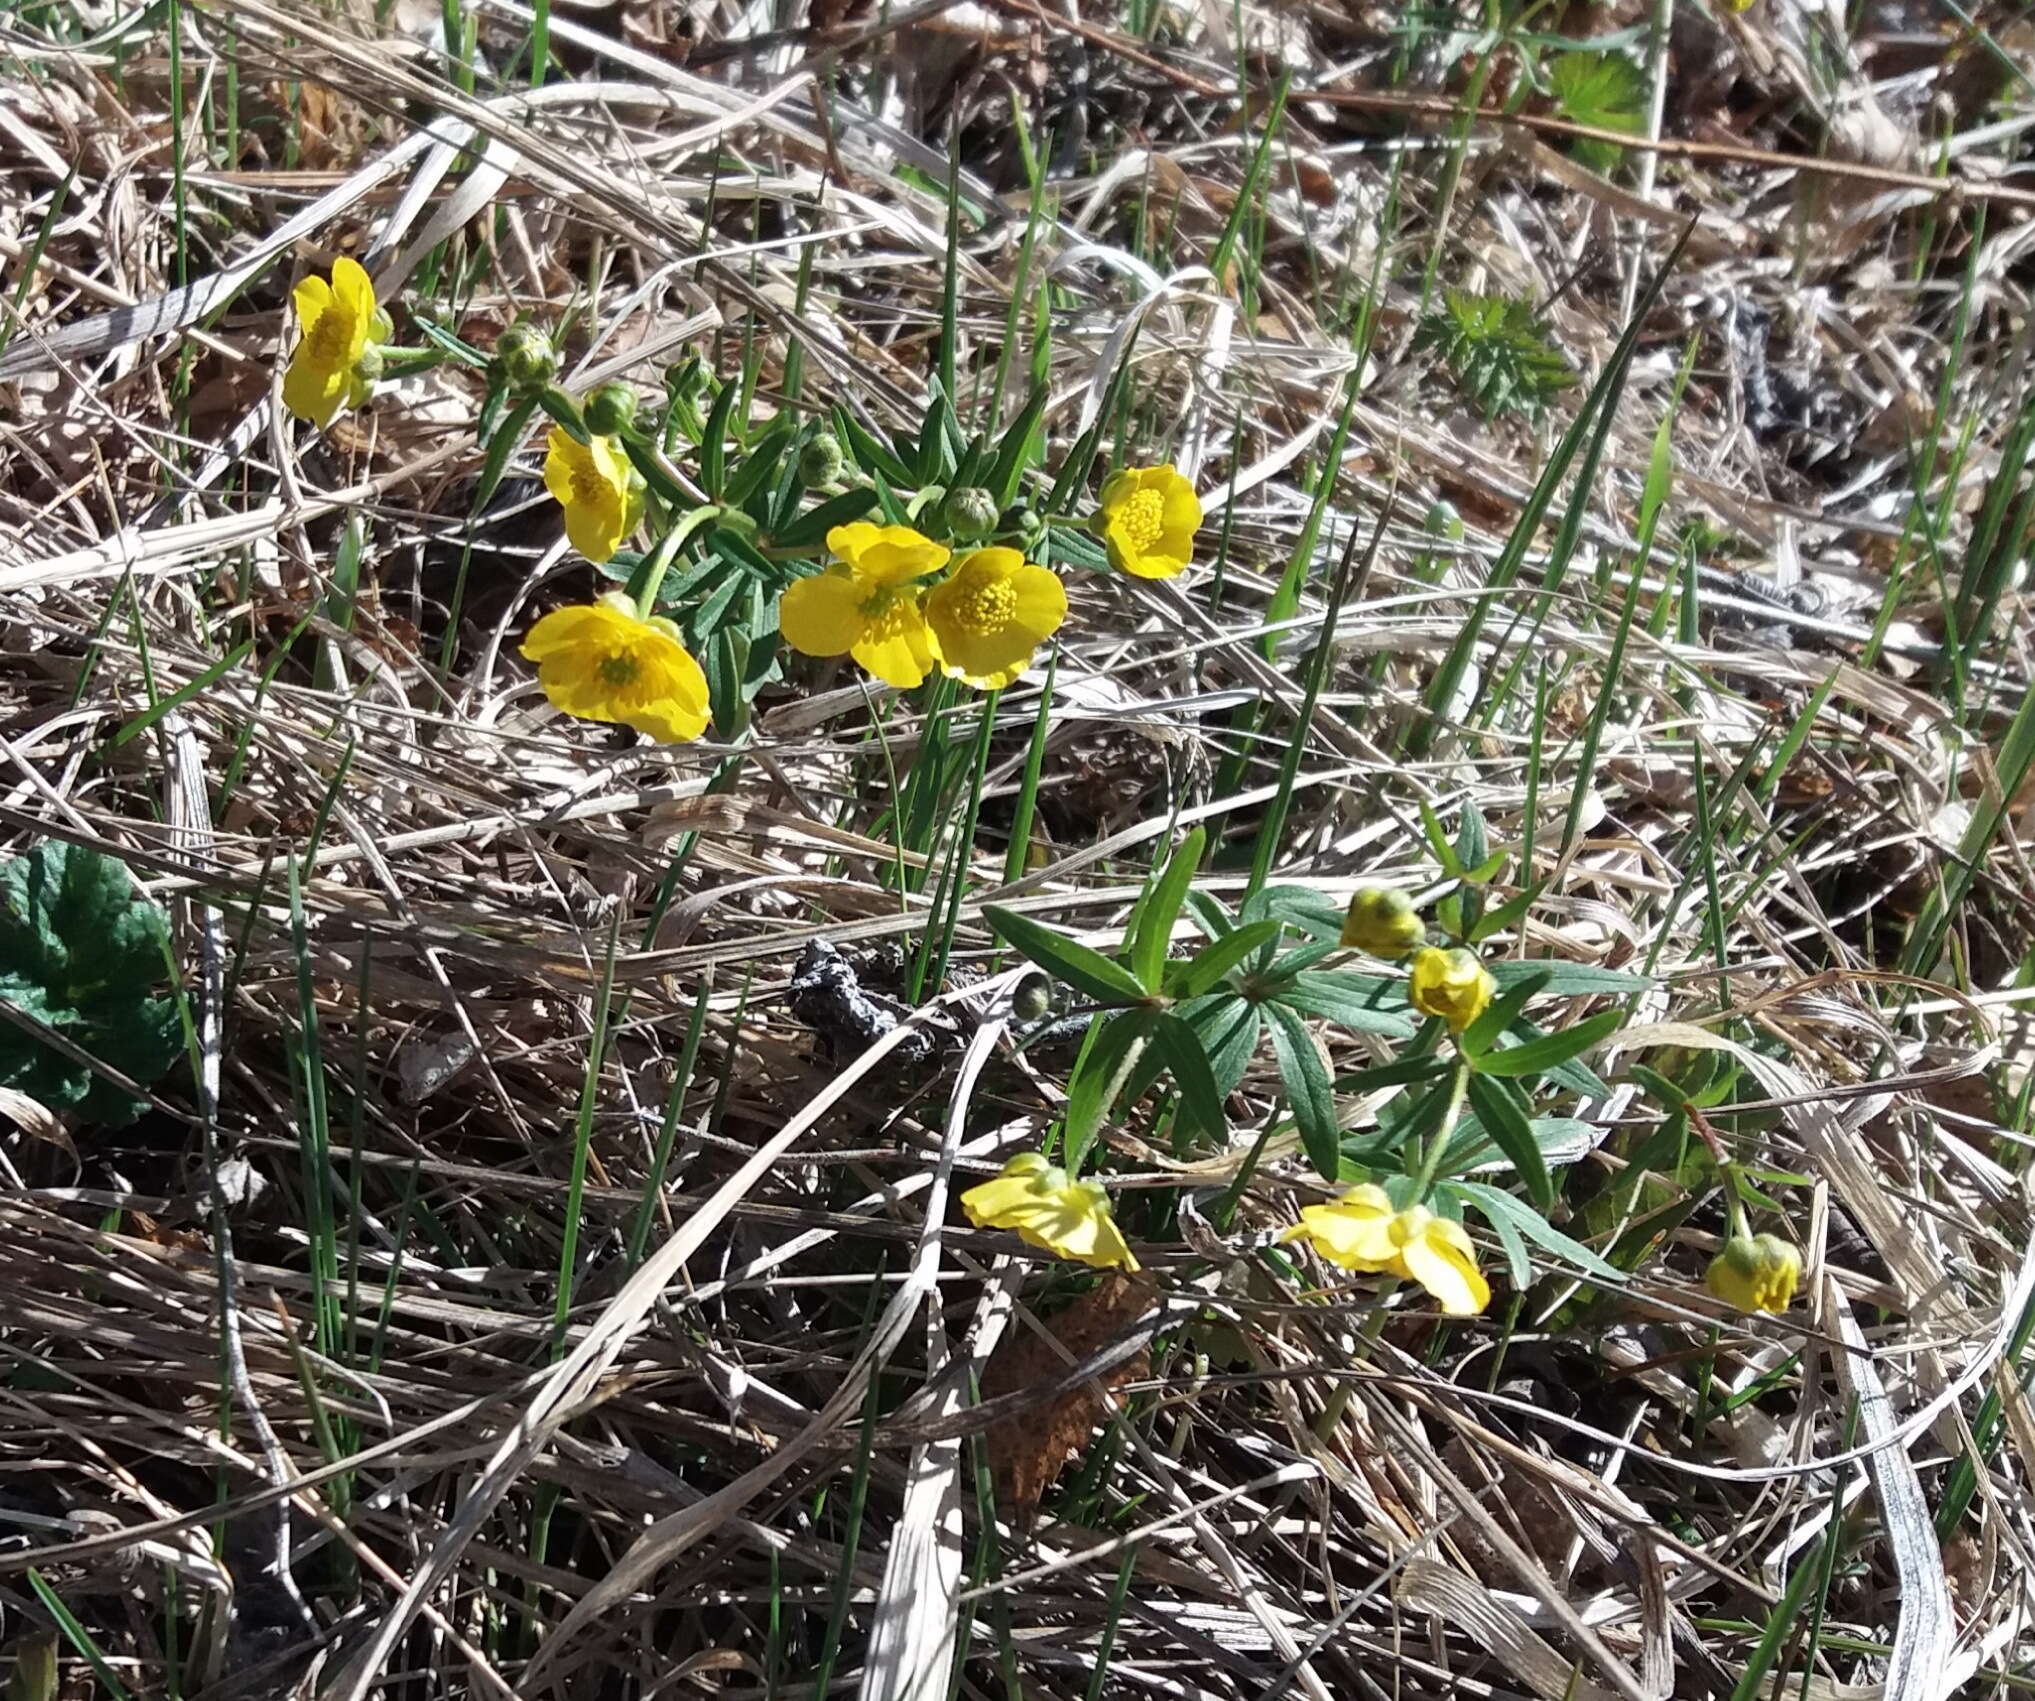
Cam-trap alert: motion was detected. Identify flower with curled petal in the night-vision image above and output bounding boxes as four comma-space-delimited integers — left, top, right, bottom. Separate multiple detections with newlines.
961, 1152, 1138, 1271
1284, 1184, 1489, 1316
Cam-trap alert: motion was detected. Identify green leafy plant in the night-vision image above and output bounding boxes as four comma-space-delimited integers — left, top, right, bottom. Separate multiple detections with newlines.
990, 810, 1646, 1297
0, 842, 182, 1125
1416, 292, 1578, 422
1548, 50, 1646, 175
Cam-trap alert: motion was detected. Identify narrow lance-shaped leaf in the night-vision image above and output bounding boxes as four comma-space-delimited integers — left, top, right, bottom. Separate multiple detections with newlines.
1265, 1003, 1340, 1180
1466, 1072, 1554, 1209
986, 907, 1147, 1006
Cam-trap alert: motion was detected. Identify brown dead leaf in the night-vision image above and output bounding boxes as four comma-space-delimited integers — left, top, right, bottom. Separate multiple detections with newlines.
982, 1273, 1155, 1524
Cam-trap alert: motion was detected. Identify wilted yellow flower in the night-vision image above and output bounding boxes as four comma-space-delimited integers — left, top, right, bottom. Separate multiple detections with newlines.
284, 256, 390, 428
924, 547, 1067, 689
1284, 1184, 1489, 1316
521, 593, 710, 743
1706, 1233, 1801, 1314
961, 1152, 1138, 1271
1342, 887, 1426, 958
543, 427, 646, 565
1408, 946, 1495, 1033
1095, 464, 1202, 579
779, 522, 950, 689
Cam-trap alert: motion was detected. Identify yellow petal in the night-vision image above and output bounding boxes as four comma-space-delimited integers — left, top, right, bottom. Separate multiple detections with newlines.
291, 273, 334, 335
522, 602, 621, 661
282, 345, 348, 427
563, 492, 626, 563
779, 572, 864, 659
619, 649, 711, 743
1287, 1186, 1399, 1270
331, 256, 377, 331
827, 521, 949, 586
851, 594, 936, 689
1008, 563, 1068, 642
1398, 1224, 1490, 1317
962, 1172, 1056, 1229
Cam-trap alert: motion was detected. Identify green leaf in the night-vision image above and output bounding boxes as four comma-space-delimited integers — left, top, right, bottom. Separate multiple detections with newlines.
1130, 828, 1205, 993
1169, 919, 1284, 999
834, 408, 915, 487
1177, 994, 1263, 1097
1439, 1112, 1596, 1178
1265, 1003, 1339, 1179
1151, 1012, 1228, 1144
1488, 960, 1655, 996
0, 842, 181, 1126
772, 486, 880, 552
1456, 802, 1489, 872
474, 393, 540, 510
1271, 971, 1417, 1037
1415, 291, 1577, 422
1469, 883, 1541, 943
986, 384, 1050, 507
1451, 1180, 1623, 1282
1183, 889, 1236, 943
1332, 1053, 1452, 1095
1064, 1010, 1156, 1157
1459, 969, 1552, 1057
986, 907, 1146, 1006
1549, 50, 1646, 175
700, 377, 743, 497
1466, 1073, 1554, 1207
1419, 801, 1465, 876
1473, 1008, 1624, 1078
721, 420, 793, 509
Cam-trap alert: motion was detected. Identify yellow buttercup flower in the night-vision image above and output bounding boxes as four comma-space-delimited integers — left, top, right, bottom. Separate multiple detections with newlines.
283, 256, 390, 428
1706, 1233, 1801, 1314
543, 427, 646, 565
1095, 464, 1202, 579
521, 592, 710, 743
779, 522, 950, 689
924, 547, 1067, 689
961, 1152, 1139, 1271
1408, 946, 1495, 1033
1342, 887, 1426, 958
1284, 1184, 1490, 1316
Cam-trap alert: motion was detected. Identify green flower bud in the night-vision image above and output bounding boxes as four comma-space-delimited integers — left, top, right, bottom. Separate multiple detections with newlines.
940, 486, 1000, 540
1011, 972, 1053, 1024
1706, 1233, 1801, 1314
494, 324, 558, 391
583, 382, 640, 436
1340, 887, 1425, 958
799, 431, 845, 486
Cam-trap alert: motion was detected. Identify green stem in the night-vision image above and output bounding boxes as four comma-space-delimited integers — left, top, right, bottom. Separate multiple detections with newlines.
1409, 1052, 1472, 1203
628, 507, 720, 616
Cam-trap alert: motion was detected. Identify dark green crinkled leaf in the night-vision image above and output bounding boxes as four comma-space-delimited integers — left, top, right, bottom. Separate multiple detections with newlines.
0, 843, 181, 1127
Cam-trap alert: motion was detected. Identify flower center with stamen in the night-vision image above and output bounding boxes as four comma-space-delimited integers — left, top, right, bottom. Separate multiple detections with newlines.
949, 575, 1017, 637
570, 464, 611, 506
1115, 488, 1165, 552
599, 651, 641, 687
309, 310, 355, 363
